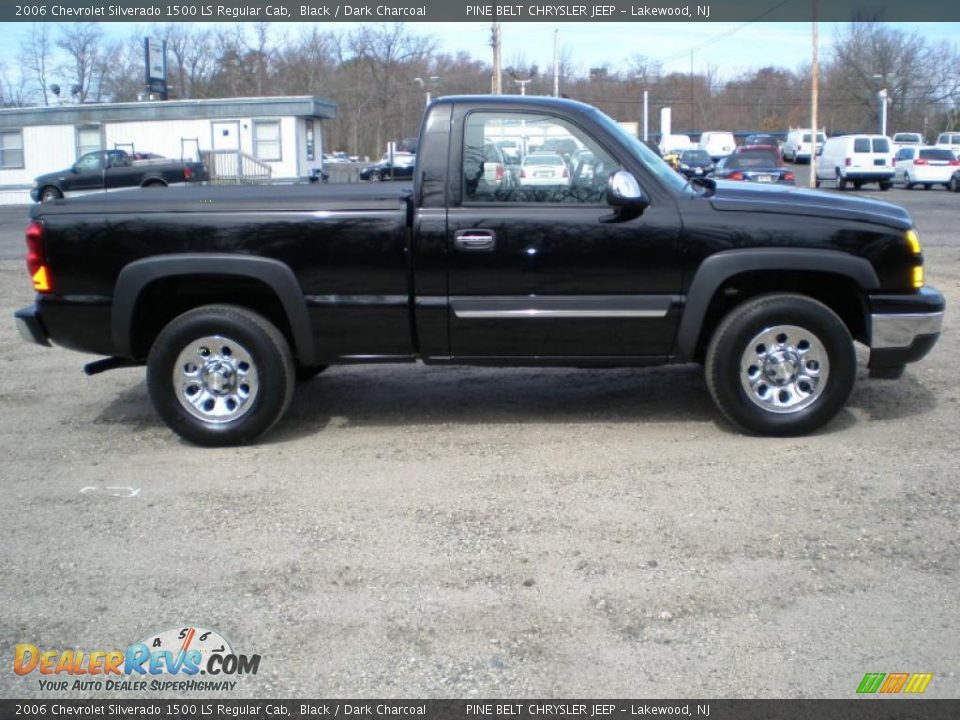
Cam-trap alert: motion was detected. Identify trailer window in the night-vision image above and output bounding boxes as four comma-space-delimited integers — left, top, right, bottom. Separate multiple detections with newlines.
253, 120, 281, 162
76, 125, 102, 157
0, 130, 23, 169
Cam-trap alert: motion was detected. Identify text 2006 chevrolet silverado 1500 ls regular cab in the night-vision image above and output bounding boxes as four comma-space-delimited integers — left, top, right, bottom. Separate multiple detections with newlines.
14, 96, 945, 446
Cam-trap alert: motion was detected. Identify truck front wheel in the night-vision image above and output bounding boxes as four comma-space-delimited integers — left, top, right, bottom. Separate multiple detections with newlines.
147, 305, 295, 446
704, 294, 856, 436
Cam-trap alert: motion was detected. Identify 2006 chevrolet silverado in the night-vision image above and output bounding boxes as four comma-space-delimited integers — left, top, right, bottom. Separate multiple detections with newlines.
14, 96, 945, 445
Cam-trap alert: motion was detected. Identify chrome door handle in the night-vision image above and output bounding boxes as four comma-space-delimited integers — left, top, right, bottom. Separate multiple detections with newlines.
454, 230, 496, 252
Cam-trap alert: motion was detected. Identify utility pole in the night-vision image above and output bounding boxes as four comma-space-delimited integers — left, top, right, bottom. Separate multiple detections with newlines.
690, 50, 695, 133
491, 23, 502, 95
643, 90, 649, 141
809, 0, 819, 189
553, 29, 560, 97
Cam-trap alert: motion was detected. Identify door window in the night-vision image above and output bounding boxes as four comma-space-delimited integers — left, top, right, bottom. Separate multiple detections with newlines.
75, 153, 102, 172
463, 112, 617, 204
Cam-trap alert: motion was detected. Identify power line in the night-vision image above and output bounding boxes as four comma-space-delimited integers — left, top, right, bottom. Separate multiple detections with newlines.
654, 0, 797, 65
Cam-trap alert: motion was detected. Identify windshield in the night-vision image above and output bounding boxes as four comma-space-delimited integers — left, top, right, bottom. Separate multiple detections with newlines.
587, 107, 690, 193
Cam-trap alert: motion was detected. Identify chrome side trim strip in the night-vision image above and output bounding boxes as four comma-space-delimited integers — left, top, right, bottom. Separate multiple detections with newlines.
450, 295, 677, 320
455, 308, 668, 319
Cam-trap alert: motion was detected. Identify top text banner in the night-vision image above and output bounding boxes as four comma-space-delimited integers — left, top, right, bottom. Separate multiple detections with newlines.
6, 0, 960, 22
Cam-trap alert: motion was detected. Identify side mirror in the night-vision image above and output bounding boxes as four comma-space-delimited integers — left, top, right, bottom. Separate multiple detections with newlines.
70, 165, 79, 173
607, 170, 648, 208
604, 170, 649, 222
815, 146, 823, 157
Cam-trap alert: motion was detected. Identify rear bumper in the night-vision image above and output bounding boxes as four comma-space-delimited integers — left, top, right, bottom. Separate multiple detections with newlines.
868, 287, 944, 369
841, 170, 895, 181
14, 304, 51, 347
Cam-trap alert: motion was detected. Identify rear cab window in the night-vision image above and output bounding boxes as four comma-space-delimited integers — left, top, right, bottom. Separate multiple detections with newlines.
853, 138, 871, 153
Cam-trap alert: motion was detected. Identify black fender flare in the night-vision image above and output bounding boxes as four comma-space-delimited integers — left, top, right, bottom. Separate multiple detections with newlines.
139, 176, 168, 187
112, 254, 315, 365
675, 248, 879, 360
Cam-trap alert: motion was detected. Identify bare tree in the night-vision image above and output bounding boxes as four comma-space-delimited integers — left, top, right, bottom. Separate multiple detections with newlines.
19, 23, 53, 105
56, 23, 105, 103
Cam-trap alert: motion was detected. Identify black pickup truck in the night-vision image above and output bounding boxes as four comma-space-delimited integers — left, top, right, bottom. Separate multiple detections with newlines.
31, 149, 208, 203
14, 96, 944, 445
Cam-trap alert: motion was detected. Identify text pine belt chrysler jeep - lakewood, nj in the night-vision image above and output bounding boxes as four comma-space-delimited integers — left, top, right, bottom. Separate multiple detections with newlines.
14, 97, 944, 446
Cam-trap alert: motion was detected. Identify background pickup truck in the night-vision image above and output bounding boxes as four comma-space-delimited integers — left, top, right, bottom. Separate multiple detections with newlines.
14, 96, 944, 446
31, 149, 209, 202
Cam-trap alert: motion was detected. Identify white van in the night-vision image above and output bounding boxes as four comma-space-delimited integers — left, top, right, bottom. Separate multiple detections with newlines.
784, 128, 826, 163
698, 131, 736, 161
659, 133, 691, 156
814, 134, 894, 190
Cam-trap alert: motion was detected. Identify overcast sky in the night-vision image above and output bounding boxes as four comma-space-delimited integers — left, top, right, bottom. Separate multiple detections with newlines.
2, 21, 959, 84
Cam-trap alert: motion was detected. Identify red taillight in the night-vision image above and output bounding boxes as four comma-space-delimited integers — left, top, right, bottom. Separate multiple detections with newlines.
914, 159, 929, 166
26, 221, 51, 293
520, 168, 527, 178
496, 165, 504, 181
892, 158, 897, 165
728, 171, 744, 180
950, 160, 960, 166
183, 165, 193, 180
844, 158, 852, 167
784, 171, 795, 182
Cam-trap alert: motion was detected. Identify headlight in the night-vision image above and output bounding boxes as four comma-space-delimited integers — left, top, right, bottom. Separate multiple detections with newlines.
31, 180, 38, 189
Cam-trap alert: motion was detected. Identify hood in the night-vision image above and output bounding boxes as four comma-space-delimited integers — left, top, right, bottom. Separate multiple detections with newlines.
707, 181, 912, 230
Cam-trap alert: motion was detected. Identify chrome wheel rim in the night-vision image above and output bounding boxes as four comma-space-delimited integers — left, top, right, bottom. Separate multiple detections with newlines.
739, 325, 829, 414
173, 335, 259, 423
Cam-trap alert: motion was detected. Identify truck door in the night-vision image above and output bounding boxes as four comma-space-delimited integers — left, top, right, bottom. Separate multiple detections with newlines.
66, 151, 107, 193
104, 151, 139, 191
445, 108, 683, 360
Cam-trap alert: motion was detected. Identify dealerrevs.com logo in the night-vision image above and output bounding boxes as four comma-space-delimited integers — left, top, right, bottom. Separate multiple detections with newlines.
857, 672, 933, 695
14, 626, 260, 692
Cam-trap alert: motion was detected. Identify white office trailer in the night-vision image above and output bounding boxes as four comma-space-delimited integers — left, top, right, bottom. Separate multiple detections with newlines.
0, 96, 337, 204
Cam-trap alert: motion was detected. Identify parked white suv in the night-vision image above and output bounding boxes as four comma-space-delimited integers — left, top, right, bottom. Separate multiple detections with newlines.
814, 134, 894, 190
784, 128, 826, 163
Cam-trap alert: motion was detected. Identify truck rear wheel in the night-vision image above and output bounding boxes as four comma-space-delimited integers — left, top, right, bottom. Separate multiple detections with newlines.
705, 294, 856, 436
147, 305, 295, 446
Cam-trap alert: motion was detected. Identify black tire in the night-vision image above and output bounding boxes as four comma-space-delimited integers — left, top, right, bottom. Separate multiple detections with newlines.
295, 364, 329, 382
878, 181, 892, 191
949, 176, 960, 192
853, 181, 863, 190
369, 172, 382, 182
40, 186, 62, 202
835, 170, 847, 191
904, 173, 914, 190
704, 294, 856, 436
147, 304, 295, 446
142, 180, 167, 188
923, 183, 932, 190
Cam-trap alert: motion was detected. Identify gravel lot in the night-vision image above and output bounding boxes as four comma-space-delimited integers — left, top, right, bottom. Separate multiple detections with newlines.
1, 174, 958, 699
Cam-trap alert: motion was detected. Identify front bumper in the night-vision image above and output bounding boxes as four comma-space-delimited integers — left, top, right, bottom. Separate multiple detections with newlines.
14, 304, 51, 347
868, 287, 944, 371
